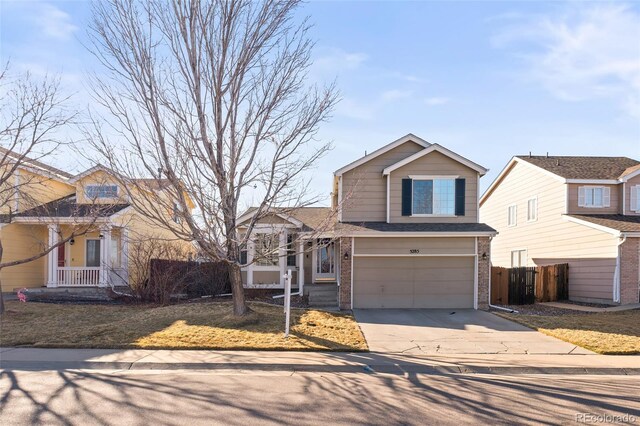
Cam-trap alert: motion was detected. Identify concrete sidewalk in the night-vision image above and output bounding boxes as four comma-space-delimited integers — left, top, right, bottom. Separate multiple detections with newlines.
2, 347, 640, 375
541, 301, 640, 312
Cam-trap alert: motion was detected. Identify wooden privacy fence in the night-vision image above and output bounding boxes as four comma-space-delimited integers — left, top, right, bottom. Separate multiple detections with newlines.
491, 263, 569, 305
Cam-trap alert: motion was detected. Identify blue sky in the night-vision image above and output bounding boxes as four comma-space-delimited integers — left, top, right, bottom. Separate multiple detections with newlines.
1, 0, 639, 202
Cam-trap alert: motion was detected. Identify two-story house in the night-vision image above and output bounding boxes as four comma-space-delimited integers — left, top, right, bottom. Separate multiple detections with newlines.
238, 134, 496, 310
0, 150, 193, 292
480, 155, 640, 305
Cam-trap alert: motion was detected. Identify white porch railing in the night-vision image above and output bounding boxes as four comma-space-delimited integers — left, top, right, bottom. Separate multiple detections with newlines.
56, 267, 102, 286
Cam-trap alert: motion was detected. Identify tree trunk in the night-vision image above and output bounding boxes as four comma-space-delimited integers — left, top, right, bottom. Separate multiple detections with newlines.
0, 240, 5, 315
229, 262, 250, 316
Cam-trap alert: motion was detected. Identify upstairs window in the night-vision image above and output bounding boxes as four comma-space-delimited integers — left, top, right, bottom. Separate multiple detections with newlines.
86, 185, 118, 199
172, 202, 182, 224
578, 186, 610, 208
412, 178, 455, 215
631, 185, 640, 212
508, 205, 517, 226
527, 198, 538, 222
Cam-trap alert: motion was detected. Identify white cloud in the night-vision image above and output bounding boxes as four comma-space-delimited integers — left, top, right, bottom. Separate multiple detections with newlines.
424, 97, 450, 106
32, 3, 78, 41
492, 3, 640, 118
334, 97, 375, 121
381, 89, 412, 102
314, 48, 368, 73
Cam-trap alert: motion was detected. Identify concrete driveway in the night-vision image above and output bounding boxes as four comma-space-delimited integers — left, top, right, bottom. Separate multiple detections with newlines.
354, 309, 593, 355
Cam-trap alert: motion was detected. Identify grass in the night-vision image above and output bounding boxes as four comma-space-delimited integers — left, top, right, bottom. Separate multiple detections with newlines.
496, 309, 640, 355
0, 301, 368, 351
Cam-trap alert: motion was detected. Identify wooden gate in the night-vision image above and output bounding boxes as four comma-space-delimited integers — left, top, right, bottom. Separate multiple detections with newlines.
535, 263, 569, 302
491, 263, 569, 305
508, 267, 536, 305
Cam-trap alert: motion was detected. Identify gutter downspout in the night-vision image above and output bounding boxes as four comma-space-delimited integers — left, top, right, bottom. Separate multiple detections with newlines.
613, 234, 627, 304
485, 235, 518, 313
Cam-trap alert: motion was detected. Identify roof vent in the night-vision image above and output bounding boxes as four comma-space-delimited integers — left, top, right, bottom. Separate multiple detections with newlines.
556, 159, 560, 166
529, 151, 532, 158
546, 152, 549, 158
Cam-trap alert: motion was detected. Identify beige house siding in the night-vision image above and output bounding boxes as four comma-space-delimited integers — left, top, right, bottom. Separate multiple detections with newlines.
624, 174, 640, 215
340, 141, 424, 222
566, 183, 619, 215
389, 151, 479, 223
75, 170, 129, 205
480, 161, 618, 302
0, 224, 47, 291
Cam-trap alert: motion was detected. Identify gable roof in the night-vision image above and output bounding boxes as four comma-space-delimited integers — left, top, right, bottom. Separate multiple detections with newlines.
68, 164, 115, 183
565, 214, 640, 236
382, 143, 488, 176
0, 147, 73, 180
334, 133, 430, 176
480, 155, 640, 206
1, 194, 130, 223
516, 155, 639, 180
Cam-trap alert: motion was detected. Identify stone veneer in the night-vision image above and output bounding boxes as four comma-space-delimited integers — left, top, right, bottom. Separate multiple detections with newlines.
477, 236, 491, 310
339, 237, 352, 310
620, 237, 640, 305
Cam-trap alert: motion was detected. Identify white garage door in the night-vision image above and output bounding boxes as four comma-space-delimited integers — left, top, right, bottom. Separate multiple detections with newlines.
353, 256, 475, 309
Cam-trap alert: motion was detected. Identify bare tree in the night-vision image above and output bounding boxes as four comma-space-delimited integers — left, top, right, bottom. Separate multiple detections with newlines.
0, 65, 79, 314
86, 0, 338, 315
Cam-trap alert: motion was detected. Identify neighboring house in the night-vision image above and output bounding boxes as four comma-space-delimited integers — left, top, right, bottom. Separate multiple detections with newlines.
480, 155, 640, 305
0, 153, 192, 292
238, 134, 496, 310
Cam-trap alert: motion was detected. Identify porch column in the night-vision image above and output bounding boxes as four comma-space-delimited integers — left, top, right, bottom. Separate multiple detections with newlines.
99, 225, 112, 287
247, 238, 254, 286
279, 231, 286, 286
121, 229, 129, 285
298, 240, 305, 293
46, 224, 59, 287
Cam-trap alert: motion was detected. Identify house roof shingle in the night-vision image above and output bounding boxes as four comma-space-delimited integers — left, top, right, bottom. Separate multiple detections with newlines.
238, 207, 495, 235
567, 214, 640, 233
1, 195, 130, 222
516, 156, 639, 180
0, 147, 73, 179
336, 221, 496, 234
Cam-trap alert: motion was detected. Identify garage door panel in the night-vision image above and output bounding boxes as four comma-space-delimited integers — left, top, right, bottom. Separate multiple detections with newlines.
353, 255, 474, 309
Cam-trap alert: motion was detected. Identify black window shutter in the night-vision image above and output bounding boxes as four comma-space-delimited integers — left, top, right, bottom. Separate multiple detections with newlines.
455, 178, 465, 216
402, 178, 412, 216
240, 249, 247, 265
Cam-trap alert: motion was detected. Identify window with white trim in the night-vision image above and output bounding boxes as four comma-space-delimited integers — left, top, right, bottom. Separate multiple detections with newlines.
254, 233, 279, 267
631, 185, 640, 212
578, 186, 610, 208
412, 178, 455, 215
527, 198, 537, 222
511, 249, 527, 267
86, 185, 118, 199
508, 205, 517, 226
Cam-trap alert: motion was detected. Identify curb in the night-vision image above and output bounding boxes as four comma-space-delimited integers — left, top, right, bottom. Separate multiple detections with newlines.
2, 361, 639, 375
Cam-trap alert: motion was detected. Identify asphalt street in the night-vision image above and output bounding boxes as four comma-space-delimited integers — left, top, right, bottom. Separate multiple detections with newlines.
1, 369, 639, 425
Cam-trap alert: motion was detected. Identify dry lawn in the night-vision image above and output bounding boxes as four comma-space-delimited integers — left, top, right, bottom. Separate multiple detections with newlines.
0, 301, 367, 351
496, 309, 640, 354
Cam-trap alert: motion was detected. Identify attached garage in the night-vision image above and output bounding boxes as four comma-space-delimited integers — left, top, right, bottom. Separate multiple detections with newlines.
352, 237, 476, 309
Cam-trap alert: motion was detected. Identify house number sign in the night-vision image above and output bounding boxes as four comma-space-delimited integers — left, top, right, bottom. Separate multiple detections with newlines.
409, 249, 420, 254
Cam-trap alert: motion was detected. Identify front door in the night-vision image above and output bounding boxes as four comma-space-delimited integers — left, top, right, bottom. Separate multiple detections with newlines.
315, 239, 335, 280
57, 243, 66, 267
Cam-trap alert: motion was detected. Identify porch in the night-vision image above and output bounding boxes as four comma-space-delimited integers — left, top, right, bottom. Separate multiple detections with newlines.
46, 224, 129, 288
241, 229, 340, 295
